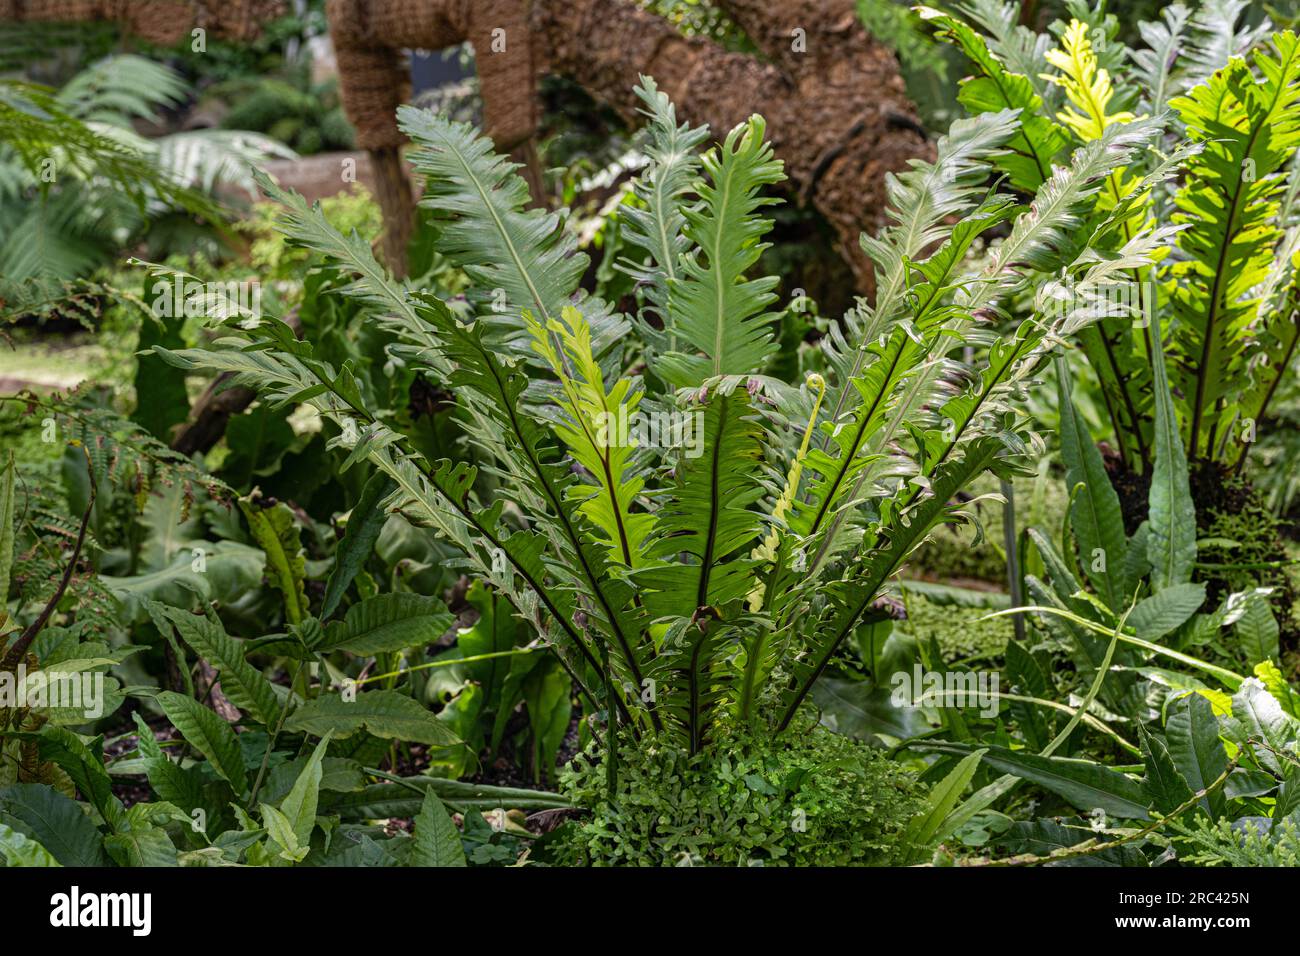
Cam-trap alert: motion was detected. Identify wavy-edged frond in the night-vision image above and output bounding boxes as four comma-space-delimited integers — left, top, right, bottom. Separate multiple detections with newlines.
917, 5, 1070, 192
56, 54, 187, 126
1042, 19, 1139, 142
617, 75, 709, 355
1133, 3, 1195, 117
821, 108, 1021, 422
525, 305, 654, 569
249, 170, 440, 364
1182, 0, 1275, 87
1166, 32, 1300, 456
399, 107, 627, 358
153, 315, 609, 711
154, 130, 295, 195
954, 0, 1057, 98
637, 390, 766, 621
974, 115, 1166, 298
775, 438, 1006, 732
656, 114, 785, 388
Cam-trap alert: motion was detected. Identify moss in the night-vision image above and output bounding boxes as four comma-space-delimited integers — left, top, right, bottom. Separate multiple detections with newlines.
901, 593, 1013, 663
1196, 480, 1300, 660
557, 718, 923, 866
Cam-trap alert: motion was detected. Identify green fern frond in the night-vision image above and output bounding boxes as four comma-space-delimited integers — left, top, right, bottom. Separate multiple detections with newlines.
525, 305, 654, 569
656, 114, 785, 388
617, 75, 709, 353
56, 55, 188, 126
1167, 31, 1300, 457
917, 5, 1071, 192
399, 108, 627, 359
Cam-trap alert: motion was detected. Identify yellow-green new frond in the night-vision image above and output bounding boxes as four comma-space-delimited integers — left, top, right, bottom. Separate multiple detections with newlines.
526, 305, 653, 568
1042, 20, 1138, 142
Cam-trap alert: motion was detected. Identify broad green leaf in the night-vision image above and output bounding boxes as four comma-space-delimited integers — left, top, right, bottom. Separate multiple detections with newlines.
0, 783, 107, 866
1235, 591, 1280, 666
131, 713, 222, 818
326, 778, 571, 820
410, 790, 466, 867
810, 678, 929, 744
1128, 582, 1206, 641
0, 821, 60, 866
1137, 722, 1194, 815
1146, 317, 1197, 591
1165, 692, 1229, 819
153, 604, 281, 725
926, 744, 1150, 819
104, 542, 265, 624
157, 691, 248, 795
319, 593, 454, 657
260, 804, 308, 863
523, 661, 571, 785
36, 727, 125, 831
1254, 660, 1299, 718
902, 748, 986, 861
104, 825, 179, 867
239, 496, 309, 625
276, 733, 331, 856
322, 472, 395, 618
1224, 678, 1299, 775
285, 690, 460, 746
1056, 362, 1130, 612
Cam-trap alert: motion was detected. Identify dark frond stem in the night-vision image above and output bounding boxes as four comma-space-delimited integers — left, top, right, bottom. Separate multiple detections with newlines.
2, 447, 95, 668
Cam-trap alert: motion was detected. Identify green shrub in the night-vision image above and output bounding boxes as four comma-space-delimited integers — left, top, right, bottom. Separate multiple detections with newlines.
557, 719, 923, 867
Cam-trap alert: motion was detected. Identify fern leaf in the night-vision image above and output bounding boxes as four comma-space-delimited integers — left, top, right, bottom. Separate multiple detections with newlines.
399, 108, 627, 358
917, 5, 1070, 192
656, 114, 785, 387
1167, 32, 1300, 456
618, 75, 709, 344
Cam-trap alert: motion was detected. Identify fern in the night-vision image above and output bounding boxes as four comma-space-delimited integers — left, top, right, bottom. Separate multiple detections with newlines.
1168, 31, 1300, 459
160, 76, 1151, 758
617, 75, 709, 358
399, 108, 627, 360
655, 114, 785, 388
917, 5, 1070, 192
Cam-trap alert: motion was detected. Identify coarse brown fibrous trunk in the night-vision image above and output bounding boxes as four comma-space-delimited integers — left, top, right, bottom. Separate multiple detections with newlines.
536, 0, 930, 292
323, 0, 928, 290
0, 0, 283, 44
4, 0, 930, 291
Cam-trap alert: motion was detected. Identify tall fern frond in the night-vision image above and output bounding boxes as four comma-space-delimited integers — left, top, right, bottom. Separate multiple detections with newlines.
917, 6, 1070, 192
525, 305, 654, 569
1166, 32, 1300, 457
1182, 0, 1275, 86
56, 55, 187, 125
656, 115, 785, 388
638, 390, 766, 620
1133, 3, 1195, 116
820, 107, 1021, 424
399, 108, 627, 359
617, 75, 709, 357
